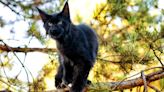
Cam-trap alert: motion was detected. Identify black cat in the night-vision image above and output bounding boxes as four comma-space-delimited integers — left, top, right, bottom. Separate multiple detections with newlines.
37, 1, 98, 92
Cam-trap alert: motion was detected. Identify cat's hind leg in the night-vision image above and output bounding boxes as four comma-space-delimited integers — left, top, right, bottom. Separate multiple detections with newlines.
70, 62, 92, 92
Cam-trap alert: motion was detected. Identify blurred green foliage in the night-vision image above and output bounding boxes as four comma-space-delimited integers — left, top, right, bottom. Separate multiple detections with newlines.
0, 0, 164, 91
90, 0, 164, 91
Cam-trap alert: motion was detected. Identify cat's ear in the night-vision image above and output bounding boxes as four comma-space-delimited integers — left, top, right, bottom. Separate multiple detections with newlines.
37, 7, 51, 23
61, 1, 70, 20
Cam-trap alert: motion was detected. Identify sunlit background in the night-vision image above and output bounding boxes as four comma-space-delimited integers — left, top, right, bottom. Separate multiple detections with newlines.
0, 0, 164, 91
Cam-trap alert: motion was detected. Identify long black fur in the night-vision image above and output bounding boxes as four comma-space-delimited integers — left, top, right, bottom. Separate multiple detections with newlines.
37, 1, 98, 92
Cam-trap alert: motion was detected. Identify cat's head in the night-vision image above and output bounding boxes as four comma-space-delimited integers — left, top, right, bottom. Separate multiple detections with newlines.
37, 1, 71, 39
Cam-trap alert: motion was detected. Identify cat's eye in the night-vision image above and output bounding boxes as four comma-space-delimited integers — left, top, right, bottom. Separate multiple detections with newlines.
48, 22, 53, 26
57, 21, 63, 25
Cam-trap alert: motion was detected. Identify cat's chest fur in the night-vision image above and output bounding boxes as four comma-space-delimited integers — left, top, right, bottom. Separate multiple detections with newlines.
56, 24, 92, 61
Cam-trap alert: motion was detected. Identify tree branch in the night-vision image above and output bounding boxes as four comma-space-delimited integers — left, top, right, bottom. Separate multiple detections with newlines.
0, 44, 57, 53
149, 44, 164, 66
94, 69, 164, 91
141, 71, 148, 92
0, 0, 20, 15
45, 69, 164, 92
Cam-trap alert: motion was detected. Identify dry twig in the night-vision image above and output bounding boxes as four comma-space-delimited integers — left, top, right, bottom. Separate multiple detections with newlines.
141, 71, 147, 92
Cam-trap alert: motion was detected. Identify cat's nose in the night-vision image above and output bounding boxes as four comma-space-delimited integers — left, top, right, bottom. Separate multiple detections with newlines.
50, 27, 58, 31
48, 27, 61, 35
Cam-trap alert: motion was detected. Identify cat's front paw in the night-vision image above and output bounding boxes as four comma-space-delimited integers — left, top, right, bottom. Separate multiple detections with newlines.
55, 78, 62, 88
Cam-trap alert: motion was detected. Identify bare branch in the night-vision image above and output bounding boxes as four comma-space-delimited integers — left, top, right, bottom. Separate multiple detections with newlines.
0, 1, 20, 15
153, 49, 164, 66
141, 71, 148, 92
0, 44, 57, 53
150, 44, 164, 66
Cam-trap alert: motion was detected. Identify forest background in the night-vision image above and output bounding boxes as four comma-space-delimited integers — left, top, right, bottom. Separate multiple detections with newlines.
0, 0, 164, 92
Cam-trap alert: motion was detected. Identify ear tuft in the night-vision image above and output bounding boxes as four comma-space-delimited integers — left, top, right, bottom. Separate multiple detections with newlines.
37, 7, 50, 22
61, 1, 70, 19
